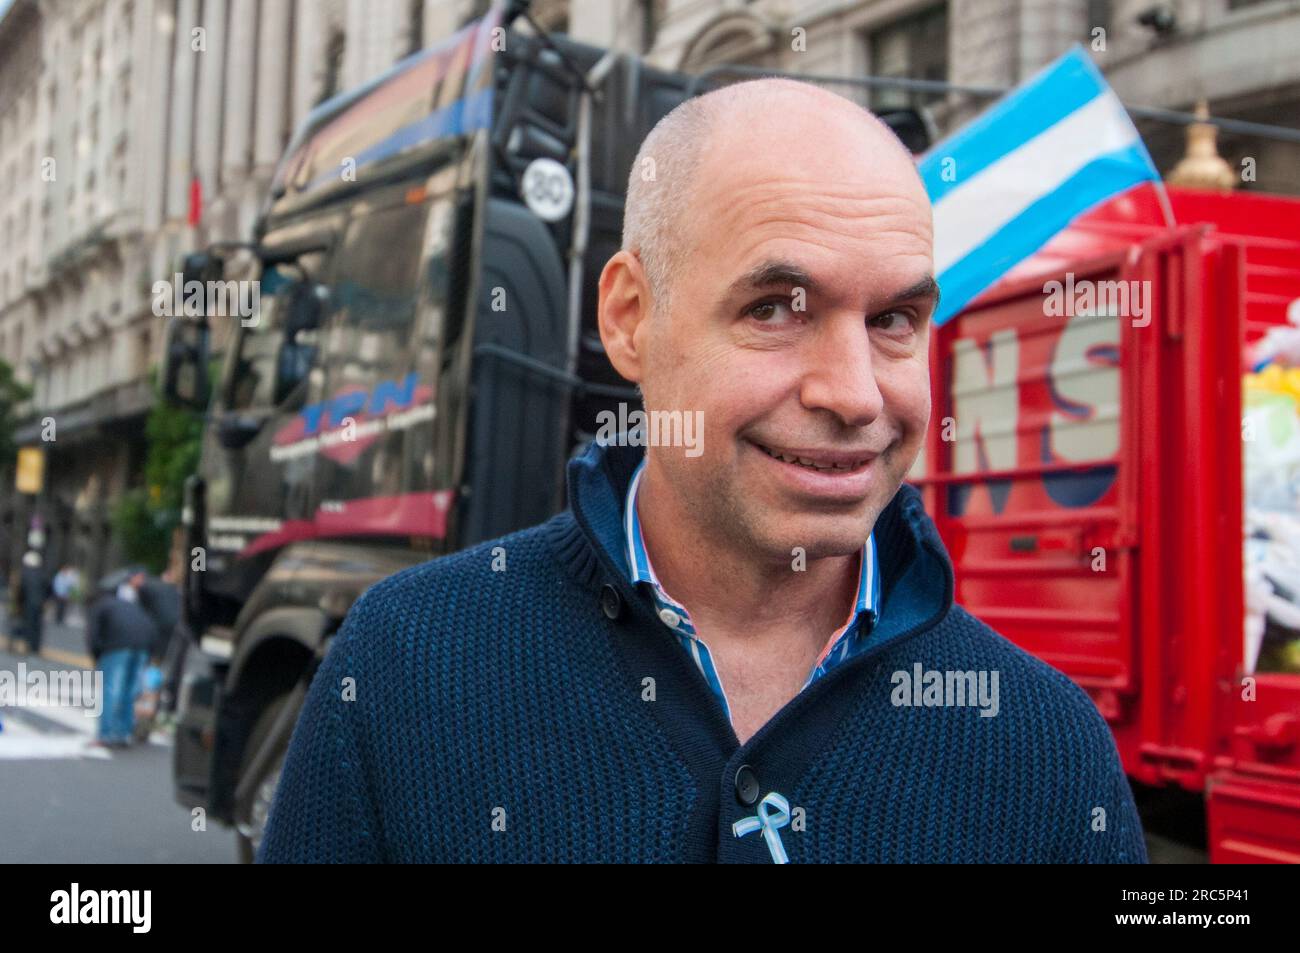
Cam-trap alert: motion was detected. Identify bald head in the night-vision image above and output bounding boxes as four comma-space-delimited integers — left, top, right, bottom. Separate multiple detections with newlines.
622, 78, 922, 312
598, 73, 936, 569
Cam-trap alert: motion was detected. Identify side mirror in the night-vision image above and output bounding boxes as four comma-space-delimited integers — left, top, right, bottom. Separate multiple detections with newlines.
162, 317, 211, 410
272, 281, 325, 405
180, 250, 224, 288
285, 280, 326, 335
878, 107, 935, 156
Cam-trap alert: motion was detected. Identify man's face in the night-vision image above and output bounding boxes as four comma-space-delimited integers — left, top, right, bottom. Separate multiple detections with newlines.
638, 104, 936, 562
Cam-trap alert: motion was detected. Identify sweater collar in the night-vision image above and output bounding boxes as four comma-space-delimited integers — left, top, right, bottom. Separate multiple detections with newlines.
560, 440, 954, 643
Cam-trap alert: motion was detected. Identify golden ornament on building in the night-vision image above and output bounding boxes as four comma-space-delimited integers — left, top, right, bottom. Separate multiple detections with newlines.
1166, 100, 1237, 191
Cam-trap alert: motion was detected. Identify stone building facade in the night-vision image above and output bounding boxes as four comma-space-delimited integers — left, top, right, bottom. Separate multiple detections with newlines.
0, 0, 439, 583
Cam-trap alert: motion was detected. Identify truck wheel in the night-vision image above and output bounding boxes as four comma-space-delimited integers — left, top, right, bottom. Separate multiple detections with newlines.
234, 693, 291, 864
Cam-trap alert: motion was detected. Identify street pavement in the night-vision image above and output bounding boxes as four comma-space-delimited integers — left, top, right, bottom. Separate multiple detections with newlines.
0, 609, 235, 863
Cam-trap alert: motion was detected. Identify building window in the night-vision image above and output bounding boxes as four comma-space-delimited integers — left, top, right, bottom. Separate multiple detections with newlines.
406, 0, 424, 56
529, 0, 570, 34
319, 30, 346, 104
136, 327, 152, 378
1087, 0, 1111, 39
640, 0, 662, 53
458, 0, 492, 28
867, 4, 949, 111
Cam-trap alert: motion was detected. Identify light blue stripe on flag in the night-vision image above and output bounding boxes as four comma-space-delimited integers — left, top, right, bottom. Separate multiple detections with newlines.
921, 46, 1161, 326
920, 50, 1106, 206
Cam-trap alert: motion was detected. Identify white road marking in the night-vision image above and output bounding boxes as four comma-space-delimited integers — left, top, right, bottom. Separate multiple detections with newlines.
0, 703, 107, 760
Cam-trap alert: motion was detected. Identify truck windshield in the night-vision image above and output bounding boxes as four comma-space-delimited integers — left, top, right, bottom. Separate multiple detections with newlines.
226, 260, 325, 412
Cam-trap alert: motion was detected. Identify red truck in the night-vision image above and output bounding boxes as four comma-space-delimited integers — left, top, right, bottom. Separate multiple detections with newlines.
916, 184, 1300, 862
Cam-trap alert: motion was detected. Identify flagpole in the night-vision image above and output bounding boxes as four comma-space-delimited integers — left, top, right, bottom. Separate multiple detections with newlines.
1153, 178, 1178, 229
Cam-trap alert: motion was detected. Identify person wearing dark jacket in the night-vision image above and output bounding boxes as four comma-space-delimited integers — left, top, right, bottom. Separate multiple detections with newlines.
137, 573, 181, 659
259, 80, 1147, 863
87, 581, 159, 748
18, 551, 49, 655
137, 571, 185, 717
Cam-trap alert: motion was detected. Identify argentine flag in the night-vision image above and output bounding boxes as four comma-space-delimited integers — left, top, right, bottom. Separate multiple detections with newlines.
921, 46, 1163, 325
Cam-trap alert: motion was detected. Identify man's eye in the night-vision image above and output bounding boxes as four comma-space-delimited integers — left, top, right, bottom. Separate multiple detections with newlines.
869, 311, 912, 335
747, 299, 797, 324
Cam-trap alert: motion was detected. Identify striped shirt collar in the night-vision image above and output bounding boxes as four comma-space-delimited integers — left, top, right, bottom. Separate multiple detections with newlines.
622, 458, 881, 648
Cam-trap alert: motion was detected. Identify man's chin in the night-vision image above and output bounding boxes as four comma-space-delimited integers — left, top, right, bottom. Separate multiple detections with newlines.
745, 513, 879, 563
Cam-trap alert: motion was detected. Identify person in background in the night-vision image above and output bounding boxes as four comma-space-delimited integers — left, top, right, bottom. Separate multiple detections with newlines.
18, 550, 49, 656
52, 565, 77, 624
137, 568, 181, 663
136, 568, 182, 727
141, 567, 187, 717
86, 569, 159, 749
0, 527, 11, 604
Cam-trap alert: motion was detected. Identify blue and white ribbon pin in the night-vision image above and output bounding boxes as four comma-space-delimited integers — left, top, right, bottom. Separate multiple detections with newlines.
732, 791, 791, 864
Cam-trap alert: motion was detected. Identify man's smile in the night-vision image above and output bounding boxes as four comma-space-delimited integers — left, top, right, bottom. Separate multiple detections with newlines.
749, 440, 878, 471
744, 438, 883, 501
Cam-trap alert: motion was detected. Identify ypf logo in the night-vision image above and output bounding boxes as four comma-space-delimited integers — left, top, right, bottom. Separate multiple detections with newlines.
272, 373, 433, 464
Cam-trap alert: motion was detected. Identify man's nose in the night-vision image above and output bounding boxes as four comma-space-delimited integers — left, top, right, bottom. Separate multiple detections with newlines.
798, 316, 884, 428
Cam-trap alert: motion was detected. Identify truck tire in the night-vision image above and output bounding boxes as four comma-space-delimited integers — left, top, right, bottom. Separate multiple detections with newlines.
234, 692, 292, 864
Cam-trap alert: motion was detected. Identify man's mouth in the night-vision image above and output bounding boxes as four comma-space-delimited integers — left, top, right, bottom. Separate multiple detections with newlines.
750, 441, 877, 473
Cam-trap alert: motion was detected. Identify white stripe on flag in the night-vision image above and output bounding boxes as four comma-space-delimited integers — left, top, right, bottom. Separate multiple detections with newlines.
934, 90, 1139, 276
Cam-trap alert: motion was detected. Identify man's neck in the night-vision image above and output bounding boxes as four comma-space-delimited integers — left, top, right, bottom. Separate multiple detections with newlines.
635, 458, 859, 640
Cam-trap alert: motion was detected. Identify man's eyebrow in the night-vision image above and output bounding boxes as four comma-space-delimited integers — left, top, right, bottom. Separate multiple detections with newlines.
890, 274, 941, 310
726, 262, 941, 311
726, 260, 821, 298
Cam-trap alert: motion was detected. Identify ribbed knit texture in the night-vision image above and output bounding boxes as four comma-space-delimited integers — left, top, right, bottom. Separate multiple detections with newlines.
258, 441, 1147, 863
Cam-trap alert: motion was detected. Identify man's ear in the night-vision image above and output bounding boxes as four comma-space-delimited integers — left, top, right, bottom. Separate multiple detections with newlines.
597, 250, 651, 384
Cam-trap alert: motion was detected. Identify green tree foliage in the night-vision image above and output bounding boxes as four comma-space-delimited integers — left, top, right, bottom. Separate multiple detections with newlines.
111, 370, 204, 572
110, 488, 171, 574
0, 359, 33, 467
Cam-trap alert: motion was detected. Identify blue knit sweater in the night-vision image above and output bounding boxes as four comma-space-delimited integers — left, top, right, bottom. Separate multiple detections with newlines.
259, 441, 1147, 863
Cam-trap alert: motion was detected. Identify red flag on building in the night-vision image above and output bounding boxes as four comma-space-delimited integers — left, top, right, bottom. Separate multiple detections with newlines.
188, 175, 203, 227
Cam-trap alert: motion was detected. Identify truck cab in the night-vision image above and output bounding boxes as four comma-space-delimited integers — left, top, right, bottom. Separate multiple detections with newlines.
162, 7, 693, 858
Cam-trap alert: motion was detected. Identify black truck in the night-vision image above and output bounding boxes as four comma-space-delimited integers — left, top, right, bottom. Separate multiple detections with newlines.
161, 2, 931, 860
161, 4, 700, 860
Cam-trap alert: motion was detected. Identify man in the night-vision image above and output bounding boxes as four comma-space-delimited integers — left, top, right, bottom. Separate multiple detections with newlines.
137, 570, 181, 661
86, 569, 159, 749
261, 79, 1146, 863
51, 565, 68, 624
52, 565, 79, 624
17, 550, 48, 656
139, 567, 186, 716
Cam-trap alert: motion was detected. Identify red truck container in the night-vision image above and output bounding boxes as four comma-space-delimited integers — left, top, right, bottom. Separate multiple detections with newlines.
916, 184, 1300, 863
